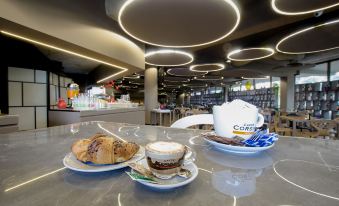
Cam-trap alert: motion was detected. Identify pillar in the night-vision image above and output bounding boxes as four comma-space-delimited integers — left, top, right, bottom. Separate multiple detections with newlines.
178, 93, 185, 105
286, 73, 295, 112
224, 85, 229, 102
280, 77, 287, 111
144, 67, 158, 124
280, 73, 295, 112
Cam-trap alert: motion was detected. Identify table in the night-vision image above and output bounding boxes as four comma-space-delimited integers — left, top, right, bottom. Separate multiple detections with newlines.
185, 110, 209, 116
1, 121, 339, 206
151, 109, 172, 126
280, 115, 310, 136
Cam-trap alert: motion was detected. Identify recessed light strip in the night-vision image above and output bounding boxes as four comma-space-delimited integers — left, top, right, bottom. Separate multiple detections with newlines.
118, 0, 241, 48
271, 0, 339, 15
227, 47, 275, 61
0, 30, 128, 83
276, 19, 339, 54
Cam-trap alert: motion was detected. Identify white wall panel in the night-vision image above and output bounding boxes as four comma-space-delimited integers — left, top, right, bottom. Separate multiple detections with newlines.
35, 70, 47, 83
8, 67, 34, 82
52, 73, 59, 86
8, 82, 22, 106
50, 85, 56, 105
36, 107, 47, 128
9, 107, 35, 130
23, 83, 47, 106
60, 87, 67, 100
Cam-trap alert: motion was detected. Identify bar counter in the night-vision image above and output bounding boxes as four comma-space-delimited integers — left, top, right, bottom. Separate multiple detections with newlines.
48, 106, 145, 126
1, 121, 339, 206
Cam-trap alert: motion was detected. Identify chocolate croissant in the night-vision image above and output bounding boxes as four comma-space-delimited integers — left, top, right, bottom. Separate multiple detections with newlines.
71, 134, 139, 164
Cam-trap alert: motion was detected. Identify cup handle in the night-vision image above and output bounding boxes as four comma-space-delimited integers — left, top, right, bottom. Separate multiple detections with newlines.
256, 114, 265, 127
183, 146, 195, 165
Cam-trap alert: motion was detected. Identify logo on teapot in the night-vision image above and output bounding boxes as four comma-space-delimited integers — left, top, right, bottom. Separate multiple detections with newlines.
232, 123, 255, 135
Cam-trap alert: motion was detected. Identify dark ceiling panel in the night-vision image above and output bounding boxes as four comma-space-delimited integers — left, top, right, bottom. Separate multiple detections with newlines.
119, 0, 239, 47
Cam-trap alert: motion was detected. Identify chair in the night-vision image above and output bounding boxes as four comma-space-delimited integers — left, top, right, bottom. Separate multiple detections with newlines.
310, 120, 337, 138
273, 116, 292, 136
170, 114, 213, 129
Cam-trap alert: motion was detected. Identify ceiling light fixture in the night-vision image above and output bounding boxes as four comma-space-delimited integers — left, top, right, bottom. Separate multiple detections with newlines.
276, 19, 339, 54
190, 63, 225, 72
167, 68, 208, 77
165, 79, 190, 83
118, 0, 241, 48
0, 31, 128, 84
227, 47, 275, 61
145, 50, 193, 66
271, 0, 339, 15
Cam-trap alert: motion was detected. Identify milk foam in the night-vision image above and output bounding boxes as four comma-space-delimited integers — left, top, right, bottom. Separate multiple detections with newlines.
147, 141, 184, 154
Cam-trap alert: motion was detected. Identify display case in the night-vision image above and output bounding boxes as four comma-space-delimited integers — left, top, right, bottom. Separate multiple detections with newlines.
190, 87, 225, 106
295, 81, 339, 119
228, 88, 278, 109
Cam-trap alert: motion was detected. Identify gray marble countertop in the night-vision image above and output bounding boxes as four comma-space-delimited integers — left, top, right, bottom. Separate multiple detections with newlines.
1, 121, 339, 206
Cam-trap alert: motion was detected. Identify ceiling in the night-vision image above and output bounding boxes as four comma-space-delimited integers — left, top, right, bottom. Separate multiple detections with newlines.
110, 0, 339, 93
1, 0, 339, 91
0, 0, 145, 82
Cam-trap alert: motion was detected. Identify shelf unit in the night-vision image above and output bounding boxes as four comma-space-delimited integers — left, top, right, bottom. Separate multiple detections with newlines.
295, 81, 339, 119
228, 88, 278, 109
190, 88, 225, 106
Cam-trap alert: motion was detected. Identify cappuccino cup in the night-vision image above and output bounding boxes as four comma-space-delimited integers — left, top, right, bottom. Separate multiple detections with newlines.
213, 100, 264, 139
145, 141, 190, 179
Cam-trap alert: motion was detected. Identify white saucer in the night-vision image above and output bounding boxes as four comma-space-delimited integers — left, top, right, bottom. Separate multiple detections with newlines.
63, 146, 145, 172
203, 132, 275, 154
131, 158, 198, 190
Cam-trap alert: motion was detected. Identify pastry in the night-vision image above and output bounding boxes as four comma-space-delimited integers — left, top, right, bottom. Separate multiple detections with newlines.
71, 134, 140, 164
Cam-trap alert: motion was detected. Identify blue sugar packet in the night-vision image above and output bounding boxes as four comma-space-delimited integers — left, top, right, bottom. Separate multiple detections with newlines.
242, 129, 279, 147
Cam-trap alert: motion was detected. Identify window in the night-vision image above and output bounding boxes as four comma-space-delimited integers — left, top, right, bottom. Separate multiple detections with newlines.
295, 63, 327, 84
215, 87, 223, 94
240, 80, 254, 90
255, 78, 270, 89
330, 60, 339, 81
231, 84, 241, 91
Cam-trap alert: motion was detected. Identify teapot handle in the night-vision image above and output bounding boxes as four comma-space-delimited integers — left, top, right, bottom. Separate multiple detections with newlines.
256, 114, 265, 127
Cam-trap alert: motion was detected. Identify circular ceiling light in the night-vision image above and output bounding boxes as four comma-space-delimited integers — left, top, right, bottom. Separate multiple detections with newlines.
118, 0, 240, 48
271, 0, 339, 15
194, 76, 224, 81
227, 48, 275, 61
190, 64, 225, 72
276, 19, 339, 54
145, 50, 193, 66
241, 76, 270, 80
167, 68, 207, 76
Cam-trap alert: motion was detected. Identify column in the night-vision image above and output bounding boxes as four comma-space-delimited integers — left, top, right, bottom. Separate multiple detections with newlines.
224, 85, 229, 102
144, 67, 158, 124
280, 77, 287, 111
178, 93, 185, 105
286, 73, 295, 112
280, 73, 295, 112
